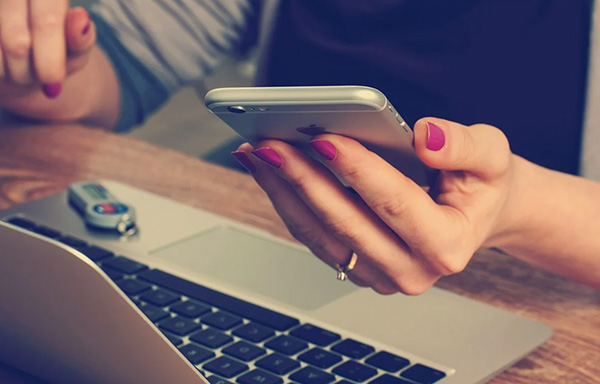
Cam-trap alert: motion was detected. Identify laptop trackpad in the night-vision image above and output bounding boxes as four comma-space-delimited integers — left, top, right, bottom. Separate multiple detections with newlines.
150, 226, 358, 311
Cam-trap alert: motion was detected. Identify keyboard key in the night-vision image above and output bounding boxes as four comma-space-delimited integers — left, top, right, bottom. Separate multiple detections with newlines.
159, 316, 202, 336
290, 324, 340, 347
298, 348, 342, 369
332, 361, 378, 382
265, 335, 308, 355
139, 289, 181, 307
138, 269, 299, 331
202, 311, 243, 330
255, 353, 300, 375
208, 376, 235, 384
233, 322, 275, 343
58, 235, 87, 248
179, 343, 215, 365
222, 341, 266, 362
139, 304, 169, 322
203, 375, 233, 384
368, 374, 413, 384
331, 339, 375, 359
237, 369, 283, 384
190, 328, 234, 349
289, 366, 335, 384
6, 217, 36, 230
33, 226, 61, 239
102, 256, 148, 274
102, 268, 124, 281
77, 245, 114, 261
400, 364, 446, 384
204, 356, 249, 378
117, 279, 152, 295
171, 300, 212, 318
365, 352, 409, 373
164, 333, 183, 346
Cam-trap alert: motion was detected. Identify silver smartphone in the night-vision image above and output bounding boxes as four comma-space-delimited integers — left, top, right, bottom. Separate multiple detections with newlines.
204, 85, 430, 185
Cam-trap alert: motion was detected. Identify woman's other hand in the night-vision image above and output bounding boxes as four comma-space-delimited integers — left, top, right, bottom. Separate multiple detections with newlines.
233, 118, 519, 295
0, 1, 96, 99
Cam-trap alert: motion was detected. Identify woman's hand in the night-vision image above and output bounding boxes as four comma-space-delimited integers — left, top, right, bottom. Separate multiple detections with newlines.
0, 1, 96, 99
232, 118, 519, 295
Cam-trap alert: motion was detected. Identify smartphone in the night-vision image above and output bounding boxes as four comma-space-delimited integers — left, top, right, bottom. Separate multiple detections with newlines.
204, 85, 431, 185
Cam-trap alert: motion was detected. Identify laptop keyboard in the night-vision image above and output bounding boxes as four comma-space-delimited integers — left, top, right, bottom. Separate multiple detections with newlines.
4, 217, 447, 384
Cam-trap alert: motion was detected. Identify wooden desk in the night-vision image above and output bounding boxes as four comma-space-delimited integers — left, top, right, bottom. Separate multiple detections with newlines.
0, 125, 598, 383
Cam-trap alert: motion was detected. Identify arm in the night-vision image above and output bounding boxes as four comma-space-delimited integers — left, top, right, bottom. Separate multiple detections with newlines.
495, 158, 600, 288
232, 118, 600, 294
92, 0, 257, 94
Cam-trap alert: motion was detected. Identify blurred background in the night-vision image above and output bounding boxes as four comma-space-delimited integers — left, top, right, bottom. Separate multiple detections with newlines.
76, 0, 251, 162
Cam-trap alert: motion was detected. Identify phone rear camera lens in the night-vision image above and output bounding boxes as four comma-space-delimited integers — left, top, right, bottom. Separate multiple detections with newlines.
228, 106, 247, 114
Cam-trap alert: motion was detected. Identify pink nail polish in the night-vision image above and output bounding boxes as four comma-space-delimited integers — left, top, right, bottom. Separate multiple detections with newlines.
231, 151, 257, 173
43, 83, 62, 99
252, 148, 283, 169
426, 122, 445, 151
82, 21, 91, 35
309, 140, 337, 161
81, 8, 92, 35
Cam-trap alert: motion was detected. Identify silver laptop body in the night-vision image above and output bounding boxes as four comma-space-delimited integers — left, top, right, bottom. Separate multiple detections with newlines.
0, 180, 551, 384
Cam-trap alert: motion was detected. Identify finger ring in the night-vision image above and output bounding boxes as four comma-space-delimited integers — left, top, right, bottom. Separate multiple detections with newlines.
336, 252, 358, 281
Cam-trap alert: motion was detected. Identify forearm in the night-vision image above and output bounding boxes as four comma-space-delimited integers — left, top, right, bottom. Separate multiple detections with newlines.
494, 155, 600, 288
0, 47, 120, 129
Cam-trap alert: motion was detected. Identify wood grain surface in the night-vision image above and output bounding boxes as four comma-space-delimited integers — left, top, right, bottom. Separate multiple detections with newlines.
0, 124, 598, 384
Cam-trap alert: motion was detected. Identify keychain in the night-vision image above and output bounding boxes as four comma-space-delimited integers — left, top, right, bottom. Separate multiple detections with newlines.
68, 181, 137, 236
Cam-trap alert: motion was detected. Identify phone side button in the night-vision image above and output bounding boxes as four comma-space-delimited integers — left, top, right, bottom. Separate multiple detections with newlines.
396, 115, 410, 132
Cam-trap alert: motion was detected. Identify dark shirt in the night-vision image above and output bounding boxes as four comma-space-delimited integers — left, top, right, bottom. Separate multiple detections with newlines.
264, 0, 592, 174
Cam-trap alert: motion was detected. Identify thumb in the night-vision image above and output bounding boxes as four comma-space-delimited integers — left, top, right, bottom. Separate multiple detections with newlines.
414, 118, 512, 179
65, 7, 96, 55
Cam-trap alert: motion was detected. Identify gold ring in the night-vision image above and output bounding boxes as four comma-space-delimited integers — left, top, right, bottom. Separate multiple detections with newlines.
336, 252, 358, 281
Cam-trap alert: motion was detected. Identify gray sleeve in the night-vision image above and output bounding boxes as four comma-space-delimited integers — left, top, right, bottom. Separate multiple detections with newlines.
92, 0, 256, 93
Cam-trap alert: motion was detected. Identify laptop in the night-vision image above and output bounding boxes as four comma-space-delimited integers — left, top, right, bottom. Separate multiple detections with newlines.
0, 180, 551, 384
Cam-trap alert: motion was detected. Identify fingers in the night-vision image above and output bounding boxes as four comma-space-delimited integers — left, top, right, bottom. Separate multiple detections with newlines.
0, 1, 92, 98
306, 133, 459, 264
65, 7, 96, 73
0, 0, 33, 84
235, 141, 441, 295
30, 0, 69, 85
65, 7, 95, 54
413, 118, 512, 179
234, 118, 514, 296
232, 143, 390, 292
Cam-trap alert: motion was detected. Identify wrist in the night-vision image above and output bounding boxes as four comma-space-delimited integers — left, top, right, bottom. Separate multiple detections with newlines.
483, 154, 539, 250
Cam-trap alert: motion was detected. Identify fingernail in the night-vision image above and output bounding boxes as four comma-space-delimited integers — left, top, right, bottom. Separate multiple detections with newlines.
252, 148, 283, 169
309, 140, 337, 161
426, 122, 445, 151
82, 21, 92, 35
231, 151, 257, 173
43, 83, 62, 99
81, 8, 92, 35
